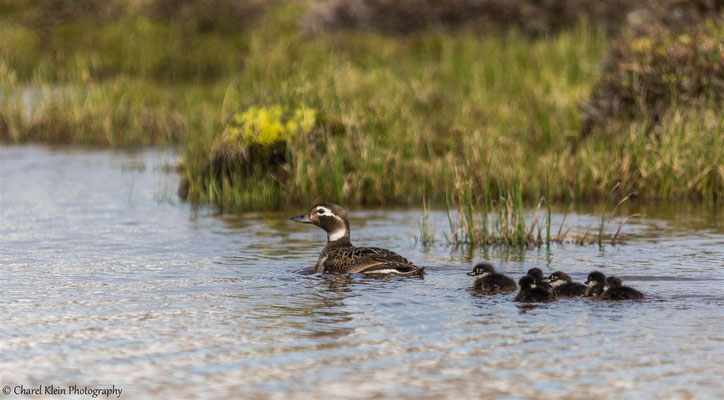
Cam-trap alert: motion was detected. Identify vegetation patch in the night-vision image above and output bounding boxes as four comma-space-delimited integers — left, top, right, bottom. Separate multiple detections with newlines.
305, 0, 639, 35
417, 186, 635, 249
203, 105, 317, 185
1, 2, 722, 210
583, 11, 724, 136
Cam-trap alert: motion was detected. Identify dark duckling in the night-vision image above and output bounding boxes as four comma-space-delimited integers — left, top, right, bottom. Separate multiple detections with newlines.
514, 275, 555, 302
584, 271, 606, 298
601, 276, 644, 300
527, 268, 552, 290
547, 271, 586, 297
291, 203, 424, 275
467, 263, 517, 292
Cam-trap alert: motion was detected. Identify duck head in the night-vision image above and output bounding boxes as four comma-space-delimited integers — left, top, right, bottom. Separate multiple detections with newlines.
518, 275, 536, 290
547, 271, 572, 288
585, 271, 606, 287
527, 268, 545, 281
604, 276, 622, 291
467, 262, 496, 277
291, 202, 351, 242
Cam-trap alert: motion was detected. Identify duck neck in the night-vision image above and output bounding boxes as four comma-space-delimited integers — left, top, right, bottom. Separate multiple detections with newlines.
323, 225, 351, 251
326, 220, 350, 243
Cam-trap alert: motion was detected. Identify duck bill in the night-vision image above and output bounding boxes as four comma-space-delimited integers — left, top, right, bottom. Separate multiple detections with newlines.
290, 213, 312, 224
466, 271, 476, 276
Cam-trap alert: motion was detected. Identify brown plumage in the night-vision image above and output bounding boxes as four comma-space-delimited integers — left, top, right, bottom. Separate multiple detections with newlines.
291, 203, 424, 276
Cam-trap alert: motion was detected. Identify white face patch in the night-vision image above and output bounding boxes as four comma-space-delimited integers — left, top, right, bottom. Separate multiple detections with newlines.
328, 228, 347, 241
551, 279, 566, 288
316, 206, 332, 215
587, 281, 596, 287
530, 283, 537, 288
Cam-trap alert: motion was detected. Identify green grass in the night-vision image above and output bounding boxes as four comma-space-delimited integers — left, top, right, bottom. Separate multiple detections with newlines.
0, 12, 244, 147
181, 5, 614, 209
0, 75, 226, 147
183, 5, 722, 209
1, 3, 722, 210
0, 16, 249, 83
419, 182, 636, 249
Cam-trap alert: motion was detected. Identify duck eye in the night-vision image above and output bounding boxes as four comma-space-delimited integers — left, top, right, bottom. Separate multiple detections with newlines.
317, 209, 325, 214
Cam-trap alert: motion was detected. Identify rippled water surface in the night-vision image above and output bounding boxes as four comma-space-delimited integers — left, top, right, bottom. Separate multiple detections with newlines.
1, 146, 723, 399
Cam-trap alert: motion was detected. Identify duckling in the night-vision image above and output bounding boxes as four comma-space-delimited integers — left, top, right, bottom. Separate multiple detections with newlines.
546, 271, 586, 297
514, 275, 555, 302
526, 268, 552, 290
291, 203, 424, 275
584, 271, 606, 297
601, 276, 644, 300
467, 262, 517, 292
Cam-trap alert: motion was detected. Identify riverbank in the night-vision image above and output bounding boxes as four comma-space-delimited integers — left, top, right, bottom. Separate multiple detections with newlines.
2, 3, 722, 209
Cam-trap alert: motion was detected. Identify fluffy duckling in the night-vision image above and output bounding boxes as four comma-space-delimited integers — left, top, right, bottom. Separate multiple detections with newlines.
514, 275, 555, 302
584, 271, 606, 298
601, 276, 644, 300
547, 271, 586, 297
527, 268, 552, 290
467, 262, 517, 292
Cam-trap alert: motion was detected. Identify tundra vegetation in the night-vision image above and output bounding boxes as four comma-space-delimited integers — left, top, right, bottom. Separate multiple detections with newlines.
2, 0, 722, 223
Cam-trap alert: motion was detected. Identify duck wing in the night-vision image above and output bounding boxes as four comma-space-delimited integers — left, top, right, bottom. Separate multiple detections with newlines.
322, 247, 421, 275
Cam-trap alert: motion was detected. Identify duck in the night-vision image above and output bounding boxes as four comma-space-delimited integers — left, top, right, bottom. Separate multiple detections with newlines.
514, 275, 555, 302
467, 262, 517, 292
526, 268, 552, 290
291, 203, 424, 275
584, 271, 606, 297
546, 271, 586, 297
601, 276, 644, 300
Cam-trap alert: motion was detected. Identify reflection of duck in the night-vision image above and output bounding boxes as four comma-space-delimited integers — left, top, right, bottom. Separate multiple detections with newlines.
584, 271, 606, 297
467, 263, 517, 292
514, 275, 554, 302
291, 203, 424, 275
601, 276, 644, 300
547, 271, 586, 297
527, 268, 552, 290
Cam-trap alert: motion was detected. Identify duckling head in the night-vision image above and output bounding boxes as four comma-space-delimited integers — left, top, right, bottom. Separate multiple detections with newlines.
547, 271, 572, 288
585, 271, 606, 287
291, 202, 350, 242
467, 262, 495, 277
518, 275, 536, 290
604, 276, 622, 291
527, 268, 545, 281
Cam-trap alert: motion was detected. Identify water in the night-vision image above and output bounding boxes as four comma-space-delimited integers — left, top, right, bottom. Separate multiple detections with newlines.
1, 145, 723, 399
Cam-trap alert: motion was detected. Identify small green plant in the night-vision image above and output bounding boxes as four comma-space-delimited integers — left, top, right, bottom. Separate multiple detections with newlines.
441, 182, 636, 248
416, 195, 435, 246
